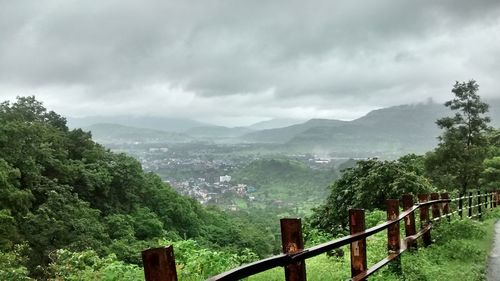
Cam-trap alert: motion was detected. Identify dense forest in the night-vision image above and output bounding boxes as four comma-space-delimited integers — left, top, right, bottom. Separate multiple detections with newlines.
1, 81, 499, 280
0, 97, 277, 280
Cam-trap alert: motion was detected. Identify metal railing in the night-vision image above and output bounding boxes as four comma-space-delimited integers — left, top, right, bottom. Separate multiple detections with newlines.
142, 190, 500, 281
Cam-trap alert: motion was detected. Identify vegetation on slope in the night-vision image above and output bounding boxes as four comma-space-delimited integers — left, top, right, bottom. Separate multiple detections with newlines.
231, 158, 338, 210
0, 97, 274, 279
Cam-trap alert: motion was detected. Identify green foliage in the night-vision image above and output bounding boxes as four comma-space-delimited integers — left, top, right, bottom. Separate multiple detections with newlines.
163, 239, 258, 279
425, 80, 492, 193
0, 245, 31, 281
309, 156, 433, 233
0, 96, 275, 278
231, 158, 337, 207
48, 249, 143, 281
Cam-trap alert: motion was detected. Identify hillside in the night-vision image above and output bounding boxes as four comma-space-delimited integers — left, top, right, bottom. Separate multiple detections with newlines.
185, 125, 254, 139
248, 118, 306, 130
243, 100, 500, 156
242, 119, 348, 143
0, 97, 276, 279
287, 103, 448, 155
68, 115, 208, 132
231, 159, 338, 208
85, 123, 193, 144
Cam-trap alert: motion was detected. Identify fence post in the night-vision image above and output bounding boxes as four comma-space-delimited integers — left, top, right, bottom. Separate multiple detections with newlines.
349, 209, 367, 280
430, 193, 441, 220
280, 218, 306, 281
491, 192, 494, 208
402, 194, 417, 249
142, 246, 178, 281
440, 193, 450, 220
418, 194, 432, 246
458, 193, 463, 219
478, 191, 482, 218
484, 193, 488, 210
468, 192, 473, 217
495, 191, 498, 208
497, 190, 499, 207
387, 199, 402, 274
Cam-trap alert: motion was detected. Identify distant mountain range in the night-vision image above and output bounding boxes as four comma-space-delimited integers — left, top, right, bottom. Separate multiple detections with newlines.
84, 123, 192, 144
71, 99, 500, 156
68, 116, 208, 132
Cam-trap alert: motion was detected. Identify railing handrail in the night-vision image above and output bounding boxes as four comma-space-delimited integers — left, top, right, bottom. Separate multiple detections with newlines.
207, 198, 450, 281
142, 190, 500, 281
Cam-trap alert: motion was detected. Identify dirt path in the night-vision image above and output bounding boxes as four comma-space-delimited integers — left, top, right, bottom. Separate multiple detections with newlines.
488, 220, 500, 281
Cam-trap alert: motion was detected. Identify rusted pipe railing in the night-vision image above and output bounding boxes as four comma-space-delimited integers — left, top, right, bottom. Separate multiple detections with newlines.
142, 191, 497, 281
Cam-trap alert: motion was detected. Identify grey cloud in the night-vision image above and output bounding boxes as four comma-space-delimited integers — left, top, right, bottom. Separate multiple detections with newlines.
0, 0, 500, 124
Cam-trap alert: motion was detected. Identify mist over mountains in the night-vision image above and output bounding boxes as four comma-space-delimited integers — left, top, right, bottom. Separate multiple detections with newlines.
71, 99, 500, 157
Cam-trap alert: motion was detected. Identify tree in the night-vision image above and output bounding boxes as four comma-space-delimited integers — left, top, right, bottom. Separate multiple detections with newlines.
310, 157, 433, 234
480, 129, 500, 190
425, 80, 491, 194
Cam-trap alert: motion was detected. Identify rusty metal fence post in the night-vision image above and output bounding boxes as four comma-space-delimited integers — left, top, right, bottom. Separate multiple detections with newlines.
280, 218, 306, 281
478, 191, 482, 218
485, 193, 488, 210
430, 193, 441, 220
349, 209, 367, 280
468, 192, 473, 217
402, 194, 417, 249
387, 199, 401, 274
142, 246, 178, 281
418, 194, 432, 246
458, 193, 463, 218
441, 193, 450, 220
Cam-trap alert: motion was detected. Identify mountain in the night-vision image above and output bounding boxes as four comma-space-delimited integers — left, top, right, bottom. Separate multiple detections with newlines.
243, 100, 500, 156
185, 125, 254, 139
241, 119, 348, 143
287, 103, 449, 155
84, 123, 192, 144
248, 118, 306, 130
68, 116, 209, 132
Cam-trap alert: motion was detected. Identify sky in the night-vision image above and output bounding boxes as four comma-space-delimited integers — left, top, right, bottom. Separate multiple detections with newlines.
1, 0, 500, 126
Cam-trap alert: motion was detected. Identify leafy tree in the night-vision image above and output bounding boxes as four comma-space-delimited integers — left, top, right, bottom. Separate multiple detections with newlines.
425, 80, 492, 193
0, 96, 276, 277
480, 129, 500, 190
310, 157, 433, 234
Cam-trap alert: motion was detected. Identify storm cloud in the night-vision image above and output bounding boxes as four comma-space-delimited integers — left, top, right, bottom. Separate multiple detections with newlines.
1, 0, 500, 125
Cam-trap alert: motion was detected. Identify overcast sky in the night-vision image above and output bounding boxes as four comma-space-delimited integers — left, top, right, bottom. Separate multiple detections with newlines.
1, 0, 499, 126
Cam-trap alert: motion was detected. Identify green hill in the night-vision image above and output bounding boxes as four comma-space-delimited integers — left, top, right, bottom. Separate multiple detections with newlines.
185, 125, 254, 139
85, 123, 193, 144
242, 119, 347, 143
0, 97, 275, 279
241, 100, 500, 156
231, 159, 338, 209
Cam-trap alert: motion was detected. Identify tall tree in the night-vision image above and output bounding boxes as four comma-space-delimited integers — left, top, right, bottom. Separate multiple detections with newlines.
310, 157, 433, 234
425, 80, 491, 193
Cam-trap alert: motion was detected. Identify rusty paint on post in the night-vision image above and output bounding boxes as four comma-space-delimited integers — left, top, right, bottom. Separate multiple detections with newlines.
349, 209, 367, 279
402, 194, 417, 249
280, 218, 306, 281
468, 192, 473, 217
142, 246, 178, 281
386, 199, 402, 274
430, 193, 441, 220
418, 194, 431, 246
458, 194, 463, 218
440, 193, 450, 220
478, 191, 482, 218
